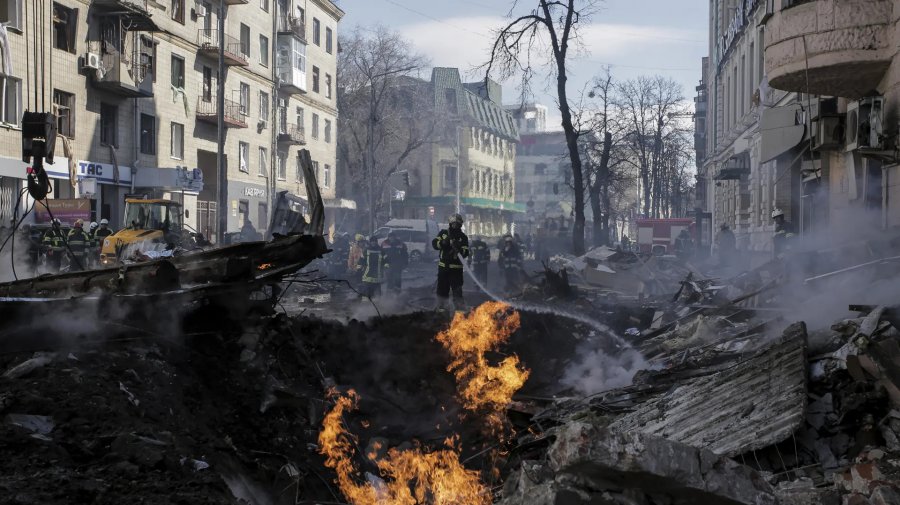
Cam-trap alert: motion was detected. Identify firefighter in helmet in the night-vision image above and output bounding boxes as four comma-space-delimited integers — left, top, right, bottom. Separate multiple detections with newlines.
432, 213, 470, 310
41, 219, 66, 272
771, 208, 795, 259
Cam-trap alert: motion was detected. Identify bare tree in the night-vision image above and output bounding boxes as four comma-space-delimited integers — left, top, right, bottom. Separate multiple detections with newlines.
615, 75, 691, 218
484, 0, 599, 255
337, 26, 436, 233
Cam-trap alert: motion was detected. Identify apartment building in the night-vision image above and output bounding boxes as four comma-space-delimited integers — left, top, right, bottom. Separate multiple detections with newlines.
504, 103, 547, 135
393, 68, 522, 237
763, 0, 900, 238
699, 0, 805, 258
0, 0, 342, 240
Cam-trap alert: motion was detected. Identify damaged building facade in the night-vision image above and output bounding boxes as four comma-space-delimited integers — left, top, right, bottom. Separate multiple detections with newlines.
699, 0, 900, 257
0, 0, 347, 238
393, 68, 523, 237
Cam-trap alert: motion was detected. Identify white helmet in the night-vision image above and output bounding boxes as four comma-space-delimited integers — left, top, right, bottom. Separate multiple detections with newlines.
771, 208, 784, 219
89, 222, 98, 230
100, 218, 109, 225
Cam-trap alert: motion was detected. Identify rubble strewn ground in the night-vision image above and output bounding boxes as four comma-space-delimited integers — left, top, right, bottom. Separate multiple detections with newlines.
5, 251, 900, 504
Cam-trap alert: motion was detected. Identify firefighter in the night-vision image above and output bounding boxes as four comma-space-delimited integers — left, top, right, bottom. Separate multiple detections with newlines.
330, 232, 350, 279
358, 235, 384, 298
432, 213, 470, 310
716, 222, 736, 266
87, 222, 99, 268
467, 235, 490, 284
381, 231, 408, 294
41, 219, 66, 272
95, 218, 114, 242
674, 229, 693, 260
498, 234, 524, 293
347, 233, 365, 276
67, 219, 90, 271
772, 209, 795, 259
621, 235, 631, 252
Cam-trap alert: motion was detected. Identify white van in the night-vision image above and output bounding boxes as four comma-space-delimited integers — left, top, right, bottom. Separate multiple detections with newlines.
374, 219, 439, 262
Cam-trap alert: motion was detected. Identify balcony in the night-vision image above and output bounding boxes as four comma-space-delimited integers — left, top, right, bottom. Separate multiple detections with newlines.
222, 0, 248, 5
197, 29, 249, 67
195, 97, 248, 128
764, 0, 892, 98
277, 14, 305, 41
276, 34, 307, 95
90, 50, 153, 98
91, 0, 159, 31
277, 124, 305, 145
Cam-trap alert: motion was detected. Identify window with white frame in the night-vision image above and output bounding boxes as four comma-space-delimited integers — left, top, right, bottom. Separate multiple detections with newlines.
53, 89, 75, 137
324, 119, 331, 143
239, 23, 250, 57
52, 3, 77, 53
312, 66, 319, 93
312, 18, 320, 45
259, 0, 267, 12
0, 0, 23, 30
239, 82, 249, 115
312, 160, 319, 182
259, 35, 269, 67
259, 91, 269, 123
171, 0, 184, 23
258, 146, 267, 176
239, 141, 249, 172
323, 164, 330, 188
325, 26, 332, 54
0, 76, 20, 126
277, 152, 286, 180
170, 122, 184, 159
296, 106, 304, 128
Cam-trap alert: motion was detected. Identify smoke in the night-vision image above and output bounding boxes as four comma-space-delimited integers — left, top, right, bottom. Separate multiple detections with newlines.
561, 344, 649, 395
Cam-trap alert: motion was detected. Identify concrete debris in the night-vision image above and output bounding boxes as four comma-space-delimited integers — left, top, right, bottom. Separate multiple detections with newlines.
610, 326, 807, 457
2, 352, 56, 380
500, 422, 776, 505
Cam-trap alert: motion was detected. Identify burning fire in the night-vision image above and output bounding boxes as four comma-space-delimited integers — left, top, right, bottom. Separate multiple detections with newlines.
435, 302, 530, 435
319, 389, 490, 505
257, 262, 274, 271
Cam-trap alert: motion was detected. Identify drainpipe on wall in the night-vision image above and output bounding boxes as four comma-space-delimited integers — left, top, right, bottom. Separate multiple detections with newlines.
269, 0, 277, 230
132, 97, 138, 195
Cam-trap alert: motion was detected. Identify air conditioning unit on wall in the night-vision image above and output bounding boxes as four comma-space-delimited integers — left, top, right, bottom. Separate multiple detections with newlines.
813, 115, 844, 152
81, 52, 101, 71
846, 96, 885, 152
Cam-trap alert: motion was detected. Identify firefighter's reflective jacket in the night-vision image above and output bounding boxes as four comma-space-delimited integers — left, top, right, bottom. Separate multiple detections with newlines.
359, 245, 384, 283
432, 228, 469, 269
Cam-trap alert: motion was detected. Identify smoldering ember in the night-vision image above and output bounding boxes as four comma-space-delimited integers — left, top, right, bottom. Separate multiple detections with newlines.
5, 0, 900, 504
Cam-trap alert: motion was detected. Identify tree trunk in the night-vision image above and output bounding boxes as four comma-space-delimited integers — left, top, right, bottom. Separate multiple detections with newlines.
556, 66, 584, 255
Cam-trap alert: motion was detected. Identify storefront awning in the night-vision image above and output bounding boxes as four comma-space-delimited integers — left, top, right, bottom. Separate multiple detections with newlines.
760, 103, 807, 163
396, 196, 526, 213
324, 198, 356, 210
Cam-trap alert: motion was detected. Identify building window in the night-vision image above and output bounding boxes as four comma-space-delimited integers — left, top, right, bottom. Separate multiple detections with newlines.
444, 89, 457, 111
296, 152, 303, 181
323, 164, 331, 188
141, 36, 156, 82
312, 18, 320, 45
170, 54, 185, 89
534, 163, 546, 175
53, 89, 74, 138
258, 146, 267, 176
277, 152, 286, 180
1, 76, 21, 126
170, 122, 184, 159
0, 0, 23, 30
100, 103, 117, 147
312, 160, 319, 183
443, 165, 456, 190
139, 113, 156, 155
202, 66, 212, 102
296, 106, 304, 128
239, 141, 249, 173
311, 113, 319, 139
238, 200, 249, 223
52, 3, 77, 53
259, 91, 269, 123
312, 66, 319, 93
296, 6, 304, 23
325, 74, 332, 99
258, 202, 267, 227
259, 0, 267, 12
239, 23, 250, 58
324, 119, 331, 143
326, 27, 333, 54
201, 0, 211, 30
239, 82, 249, 115
259, 35, 269, 67
171, 0, 184, 23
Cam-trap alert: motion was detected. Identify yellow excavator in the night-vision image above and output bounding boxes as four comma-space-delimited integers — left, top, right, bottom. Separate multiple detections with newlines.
99, 198, 186, 266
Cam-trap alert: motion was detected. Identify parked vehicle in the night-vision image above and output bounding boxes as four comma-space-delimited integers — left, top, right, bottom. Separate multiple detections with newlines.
373, 219, 439, 262
635, 218, 695, 255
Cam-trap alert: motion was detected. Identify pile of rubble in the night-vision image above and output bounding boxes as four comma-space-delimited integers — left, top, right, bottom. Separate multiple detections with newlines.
498, 303, 900, 505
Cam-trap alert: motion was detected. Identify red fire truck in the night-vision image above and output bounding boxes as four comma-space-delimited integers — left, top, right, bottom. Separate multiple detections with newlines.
635, 218, 695, 255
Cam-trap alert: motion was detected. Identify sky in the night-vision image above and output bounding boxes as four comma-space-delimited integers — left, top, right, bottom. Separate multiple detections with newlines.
334, 0, 708, 130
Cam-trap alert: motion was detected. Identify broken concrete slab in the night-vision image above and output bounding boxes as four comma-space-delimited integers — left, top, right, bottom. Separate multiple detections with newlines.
545, 422, 776, 505
835, 463, 887, 495
610, 325, 807, 457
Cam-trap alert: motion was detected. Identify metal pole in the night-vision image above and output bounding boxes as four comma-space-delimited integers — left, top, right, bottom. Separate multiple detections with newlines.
455, 125, 461, 214
215, 0, 227, 244
367, 83, 376, 234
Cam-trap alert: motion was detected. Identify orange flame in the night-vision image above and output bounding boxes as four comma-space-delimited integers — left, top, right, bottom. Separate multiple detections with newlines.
319, 390, 490, 505
435, 302, 530, 435
257, 263, 274, 271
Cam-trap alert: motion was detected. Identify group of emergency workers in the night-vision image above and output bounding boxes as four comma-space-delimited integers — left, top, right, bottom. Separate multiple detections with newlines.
32, 218, 114, 272
335, 231, 410, 299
